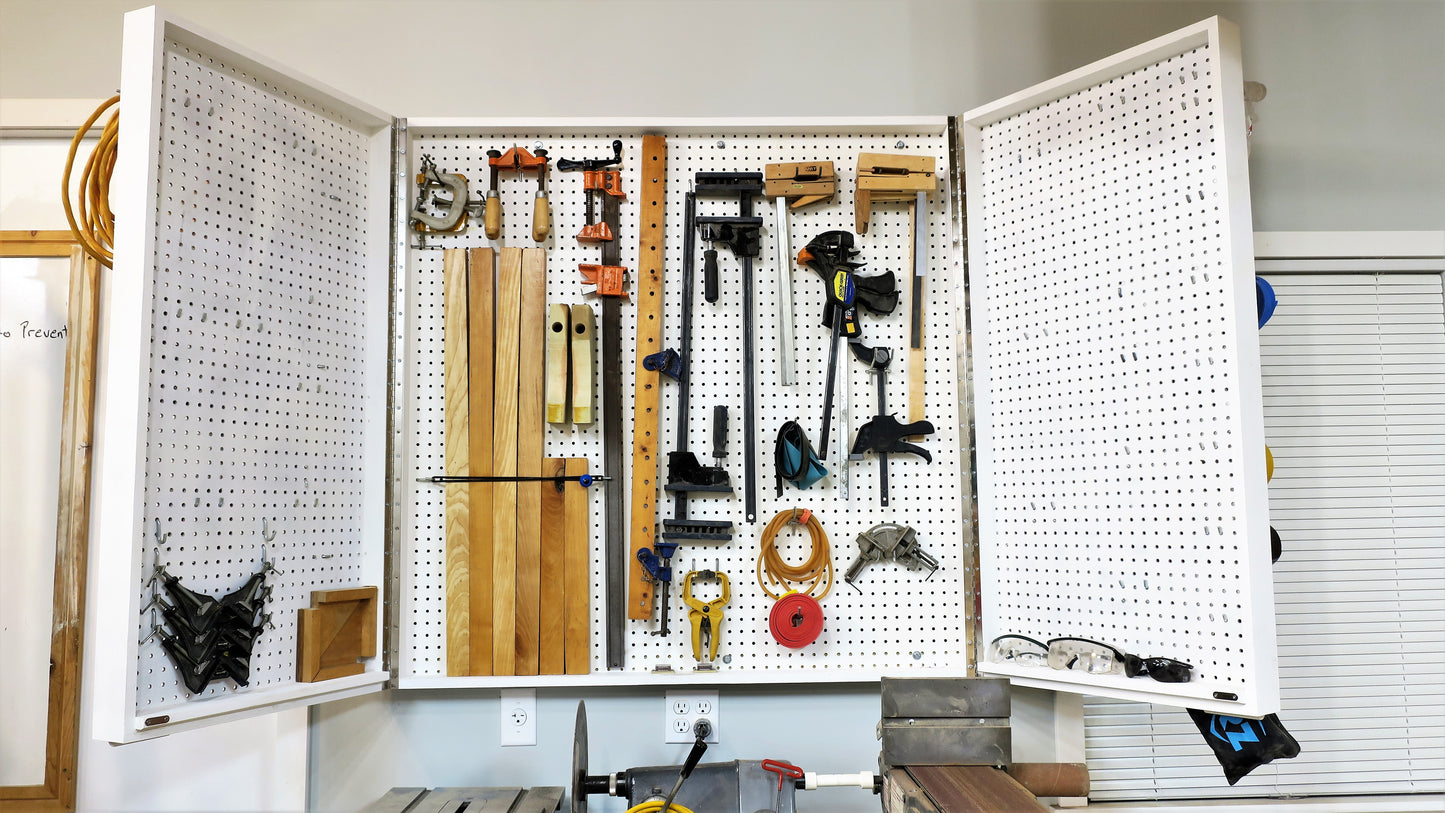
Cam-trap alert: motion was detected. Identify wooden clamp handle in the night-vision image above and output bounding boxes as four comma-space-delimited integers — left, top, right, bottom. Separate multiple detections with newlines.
485, 192, 502, 240
533, 194, 551, 243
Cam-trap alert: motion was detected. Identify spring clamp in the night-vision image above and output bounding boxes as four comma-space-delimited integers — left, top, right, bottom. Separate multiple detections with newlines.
682, 569, 731, 663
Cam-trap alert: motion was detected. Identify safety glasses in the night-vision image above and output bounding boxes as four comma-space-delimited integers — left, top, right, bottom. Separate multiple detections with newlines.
1124, 654, 1195, 683
990, 634, 1049, 666
1046, 637, 1127, 675
993, 634, 1194, 684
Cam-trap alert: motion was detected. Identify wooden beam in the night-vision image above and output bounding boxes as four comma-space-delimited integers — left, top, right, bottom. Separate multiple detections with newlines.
538, 458, 567, 675
0, 229, 78, 257
467, 247, 496, 676
442, 248, 471, 675
514, 248, 547, 675
627, 134, 666, 621
491, 247, 522, 675
563, 458, 591, 674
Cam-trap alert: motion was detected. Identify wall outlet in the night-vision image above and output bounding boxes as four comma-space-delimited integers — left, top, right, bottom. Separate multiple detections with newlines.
500, 689, 536, 746
664, 690, 719, 744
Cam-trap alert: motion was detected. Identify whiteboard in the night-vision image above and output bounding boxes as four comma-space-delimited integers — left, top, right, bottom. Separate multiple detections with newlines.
0, 255, 68, 785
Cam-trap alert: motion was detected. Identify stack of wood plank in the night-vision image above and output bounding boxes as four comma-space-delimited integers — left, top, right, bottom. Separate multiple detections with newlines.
443, 246, 590, 676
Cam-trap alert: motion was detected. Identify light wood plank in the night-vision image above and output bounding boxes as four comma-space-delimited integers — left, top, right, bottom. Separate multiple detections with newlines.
908, 199, 927, 439
545, 304, 570, 424
441, 248, 471, 676
563, 458, 590, 674
515, 248, 547, 675
627, 134, 667, 621
41, 248, 98, 810
491, 248, 522, 675
538, 458, 567, 675
570, 305, 596, 424
0, 229, 77, 257
467, 247, 495, 676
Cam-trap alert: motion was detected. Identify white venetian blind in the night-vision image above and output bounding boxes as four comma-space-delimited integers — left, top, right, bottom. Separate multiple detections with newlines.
1083, 271, 1445, 800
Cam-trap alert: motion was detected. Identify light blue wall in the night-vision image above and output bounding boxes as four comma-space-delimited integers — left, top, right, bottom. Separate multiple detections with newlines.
308, 685, 1061, 812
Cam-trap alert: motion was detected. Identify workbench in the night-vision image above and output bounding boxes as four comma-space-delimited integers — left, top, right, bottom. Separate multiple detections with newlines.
362, 786, 563, 813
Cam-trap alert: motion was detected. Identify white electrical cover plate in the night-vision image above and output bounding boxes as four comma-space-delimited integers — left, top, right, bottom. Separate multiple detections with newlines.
962, 18, 1278, 715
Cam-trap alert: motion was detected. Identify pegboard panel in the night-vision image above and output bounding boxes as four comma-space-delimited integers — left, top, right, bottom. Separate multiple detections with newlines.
397, 123, 972, 682
963, 19, 1276, 714
95, 8, 392, 742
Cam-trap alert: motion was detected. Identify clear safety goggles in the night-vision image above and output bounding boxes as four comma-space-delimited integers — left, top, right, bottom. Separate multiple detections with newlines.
1046, 637, 1127, 676
990, 634, 1049, 666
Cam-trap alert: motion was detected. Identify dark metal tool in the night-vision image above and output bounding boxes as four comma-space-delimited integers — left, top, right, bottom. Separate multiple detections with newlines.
694, 172, 765, 524
417, 473, 609, 488
561, 141, 630, 669
796, 231, 864, 459
660, 192, 734, 543
849, 340, 933, 506
843, 522, 939, 591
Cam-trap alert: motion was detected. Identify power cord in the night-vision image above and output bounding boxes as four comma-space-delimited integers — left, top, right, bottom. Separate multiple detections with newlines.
62, 94, 120, 266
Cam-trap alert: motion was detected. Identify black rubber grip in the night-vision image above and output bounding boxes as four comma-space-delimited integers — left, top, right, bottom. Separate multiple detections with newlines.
703, 249, 719, 303
711, 405, 728, 460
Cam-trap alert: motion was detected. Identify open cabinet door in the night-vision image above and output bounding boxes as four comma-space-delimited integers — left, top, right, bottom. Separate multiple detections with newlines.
962, 17, 1278, 716
91, 6, 396, 743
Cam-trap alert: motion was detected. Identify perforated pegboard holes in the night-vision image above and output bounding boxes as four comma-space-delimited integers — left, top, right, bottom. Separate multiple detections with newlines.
134, 39, 376, 710
969, 33, 1269, 709
399, 128, 971, 679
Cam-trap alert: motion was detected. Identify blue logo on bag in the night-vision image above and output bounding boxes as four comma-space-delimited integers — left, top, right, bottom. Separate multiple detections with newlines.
1209, 715, 1261, 751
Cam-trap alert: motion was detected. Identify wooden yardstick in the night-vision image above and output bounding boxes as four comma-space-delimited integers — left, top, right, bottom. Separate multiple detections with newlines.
627, 134, 666, 621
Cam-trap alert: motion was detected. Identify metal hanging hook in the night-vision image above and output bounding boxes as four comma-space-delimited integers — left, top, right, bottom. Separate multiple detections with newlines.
138, 606, 160, 646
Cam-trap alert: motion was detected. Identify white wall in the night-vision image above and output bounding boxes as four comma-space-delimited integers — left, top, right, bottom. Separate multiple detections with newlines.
0, 136, 311, 813
2, 1, 1441, 811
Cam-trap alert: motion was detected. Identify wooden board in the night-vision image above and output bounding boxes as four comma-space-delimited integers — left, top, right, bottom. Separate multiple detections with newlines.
514, 248, 547, 675
545, 304, 571, 424
441, 248, 470, 675
538, 458, 567, 675
491, 247, 522, 675
297, 586, 378, 683
562, 458, 590, 674
569, 304, 596, 424
905, 766, 1050, 813
467, 247, 495, 676
908, 200, 927, 439
626, 133, 667, 621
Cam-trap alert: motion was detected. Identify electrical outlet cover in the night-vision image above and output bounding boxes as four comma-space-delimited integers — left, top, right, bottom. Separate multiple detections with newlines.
664, 690, 719, 744
501, 688, 537, 746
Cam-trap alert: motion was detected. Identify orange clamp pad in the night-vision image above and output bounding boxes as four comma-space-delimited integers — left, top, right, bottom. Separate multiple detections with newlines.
490, 146, 548, 174
577, 222, 615, 243
579, 264, 629, 299
582, 169, 625, 197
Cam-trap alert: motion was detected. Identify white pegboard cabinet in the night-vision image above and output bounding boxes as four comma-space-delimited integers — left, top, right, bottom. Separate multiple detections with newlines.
89, 7, 1274, 743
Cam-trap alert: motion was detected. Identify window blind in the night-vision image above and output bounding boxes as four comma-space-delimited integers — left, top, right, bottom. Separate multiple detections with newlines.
1083, 272, 1445, 800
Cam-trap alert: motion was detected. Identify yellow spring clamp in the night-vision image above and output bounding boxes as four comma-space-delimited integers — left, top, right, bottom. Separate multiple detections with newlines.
682, 569, 731, 663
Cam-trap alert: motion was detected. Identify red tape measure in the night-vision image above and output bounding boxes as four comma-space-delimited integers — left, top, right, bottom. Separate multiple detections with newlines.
769, 592, 824, 648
